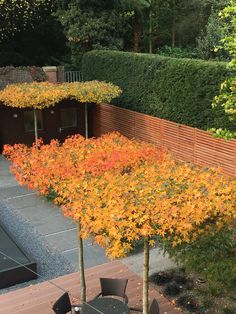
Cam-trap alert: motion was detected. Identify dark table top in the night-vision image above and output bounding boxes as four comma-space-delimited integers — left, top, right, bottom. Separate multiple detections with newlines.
81, 297, 130, 314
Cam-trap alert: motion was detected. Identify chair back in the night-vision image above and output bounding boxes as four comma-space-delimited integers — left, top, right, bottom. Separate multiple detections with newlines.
149, 298, 159, 314
52, 292, 72, 314
100, 278, 128, 299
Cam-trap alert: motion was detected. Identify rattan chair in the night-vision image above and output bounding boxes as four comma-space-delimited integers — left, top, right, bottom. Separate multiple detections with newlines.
94, 277, 129, 304
149, 299, 159, 314
52, 292, 81, 314
129, 298, 160, 314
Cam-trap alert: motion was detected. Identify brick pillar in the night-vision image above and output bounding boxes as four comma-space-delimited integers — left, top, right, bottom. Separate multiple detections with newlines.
42, 66, 58, 83
57, 66, 65, 83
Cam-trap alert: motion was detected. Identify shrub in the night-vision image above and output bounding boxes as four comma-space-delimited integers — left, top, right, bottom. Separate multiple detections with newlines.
158, 225, 236, 291
82, 50, 235, 131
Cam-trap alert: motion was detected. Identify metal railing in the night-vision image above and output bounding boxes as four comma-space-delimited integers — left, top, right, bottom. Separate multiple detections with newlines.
64, 71, 83, 82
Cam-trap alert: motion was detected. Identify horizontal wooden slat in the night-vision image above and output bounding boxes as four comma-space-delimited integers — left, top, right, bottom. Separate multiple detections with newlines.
90, 104, 236, 178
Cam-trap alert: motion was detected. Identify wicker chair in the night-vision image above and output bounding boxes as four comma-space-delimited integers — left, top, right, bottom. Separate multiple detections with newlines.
52, 292, 81, 314
94, 278, 129, 304
129, 298, 160, 314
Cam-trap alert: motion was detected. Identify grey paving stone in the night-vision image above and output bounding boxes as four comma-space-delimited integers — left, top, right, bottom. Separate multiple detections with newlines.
82, 244, 109, 268
0, 175, 19, 188
36, 216, 75, 235
61, 249, 79, 269
122, 247, 176, 277
43, 228, 78, 251
62, 244, 109, 270
0, 186, 33, 200
15, 205, 60, 222
6, 194, 48, 209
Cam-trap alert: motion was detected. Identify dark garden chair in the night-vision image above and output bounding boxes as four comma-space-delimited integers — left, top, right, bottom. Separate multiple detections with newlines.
52, 292, 81, 314
129, 298, 160, 314
149, 298, 160, 314
94, 277, 129, 304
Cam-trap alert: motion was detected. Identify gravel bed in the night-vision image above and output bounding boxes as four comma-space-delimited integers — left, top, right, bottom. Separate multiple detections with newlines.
0, 200, 74, 295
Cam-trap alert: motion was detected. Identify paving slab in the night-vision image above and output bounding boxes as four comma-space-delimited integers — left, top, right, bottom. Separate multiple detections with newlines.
123, 247, 176, 277
35, 215, 75, 235
6, 194, 46, 209
0, 186, 32, 199
43, 228, 78, 251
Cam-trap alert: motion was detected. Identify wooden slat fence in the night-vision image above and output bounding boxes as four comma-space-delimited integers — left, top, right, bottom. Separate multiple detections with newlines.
90, 103, 236, 178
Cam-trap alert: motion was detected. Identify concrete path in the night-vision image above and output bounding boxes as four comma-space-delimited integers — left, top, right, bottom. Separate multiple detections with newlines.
0, 156, 175, 288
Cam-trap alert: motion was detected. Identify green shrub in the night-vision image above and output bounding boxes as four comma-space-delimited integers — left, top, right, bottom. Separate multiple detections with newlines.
82, 50, 235, 131
158, 225, 236, 292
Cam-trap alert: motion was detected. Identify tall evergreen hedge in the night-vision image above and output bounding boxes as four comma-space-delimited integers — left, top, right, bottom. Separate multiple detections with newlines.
82, 50, 234, 130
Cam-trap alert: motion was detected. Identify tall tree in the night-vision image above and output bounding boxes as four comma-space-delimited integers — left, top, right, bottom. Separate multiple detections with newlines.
118, 0, 151, 51
0, 0, 49, 42
55, 0, 126, 67
0, 0, 67, 66
211, 0, 236, 139
196, 0, 230, 60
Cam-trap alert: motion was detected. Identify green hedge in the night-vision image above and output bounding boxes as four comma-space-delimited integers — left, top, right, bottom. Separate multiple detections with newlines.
82, 50, 234, 130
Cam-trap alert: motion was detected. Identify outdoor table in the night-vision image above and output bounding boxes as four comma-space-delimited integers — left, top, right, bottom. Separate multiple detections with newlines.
81, 297, 130, 314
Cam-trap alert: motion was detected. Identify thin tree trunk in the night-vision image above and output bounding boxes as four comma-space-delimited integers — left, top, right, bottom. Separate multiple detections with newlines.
133, 12, 141, 52
171, 0, 176, 47
33, 108, 38, 143
143, 238, 150, 314
171, 28, 176, 47
85, 103, 88, 139
148, 7, 153, 54
77, 222, 86, 303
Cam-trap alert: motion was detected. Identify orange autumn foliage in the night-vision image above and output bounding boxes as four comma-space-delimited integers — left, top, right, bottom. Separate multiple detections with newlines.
3, 133, 162, 195
0, 81, 122, 109
3, 132, 236, 258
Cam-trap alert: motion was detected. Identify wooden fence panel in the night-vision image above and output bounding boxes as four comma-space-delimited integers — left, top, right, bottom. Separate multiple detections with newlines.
90, 103, 236, 178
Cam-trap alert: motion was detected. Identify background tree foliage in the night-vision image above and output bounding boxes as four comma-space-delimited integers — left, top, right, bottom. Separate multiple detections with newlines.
211, 0, 236, 139
0, 0, 67, 66
0, 0, 231, 67
54, 0, 127, 68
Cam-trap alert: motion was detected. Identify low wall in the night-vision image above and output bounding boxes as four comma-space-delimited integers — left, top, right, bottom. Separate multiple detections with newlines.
89, 103, 236, 178
0, 66, 64, 90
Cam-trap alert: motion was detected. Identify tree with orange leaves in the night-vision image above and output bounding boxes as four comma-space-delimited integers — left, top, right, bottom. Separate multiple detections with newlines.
4, 133, 236, 312
61, 152, 236, 313
3, 132, 161, 303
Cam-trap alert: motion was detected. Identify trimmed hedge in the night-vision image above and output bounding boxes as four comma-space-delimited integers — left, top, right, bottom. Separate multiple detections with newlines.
82, 50, 234, 130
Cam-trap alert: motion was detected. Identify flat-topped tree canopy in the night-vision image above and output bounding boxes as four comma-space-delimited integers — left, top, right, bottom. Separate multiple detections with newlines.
3, 132, 236, 314
0, 80, 122, 109
0, 80, 122, 141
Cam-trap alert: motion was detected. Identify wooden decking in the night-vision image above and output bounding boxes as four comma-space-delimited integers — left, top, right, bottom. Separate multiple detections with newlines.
0, 261, 181, 314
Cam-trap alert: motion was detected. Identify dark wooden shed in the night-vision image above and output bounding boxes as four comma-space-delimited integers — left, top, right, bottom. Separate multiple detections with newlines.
0, 100, 85, 150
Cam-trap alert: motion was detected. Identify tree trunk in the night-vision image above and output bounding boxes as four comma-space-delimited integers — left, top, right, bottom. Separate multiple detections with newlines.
77, 222, 86, 303
33, 108, 38, 143
133, 12, 141, 52
143, 238, 150, 314
171, 0, 176, 47
148, 7, 153, 54
85, 103, 88, 139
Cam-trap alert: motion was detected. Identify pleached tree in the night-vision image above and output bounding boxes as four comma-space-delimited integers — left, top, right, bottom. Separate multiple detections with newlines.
4, 132, 236, 311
